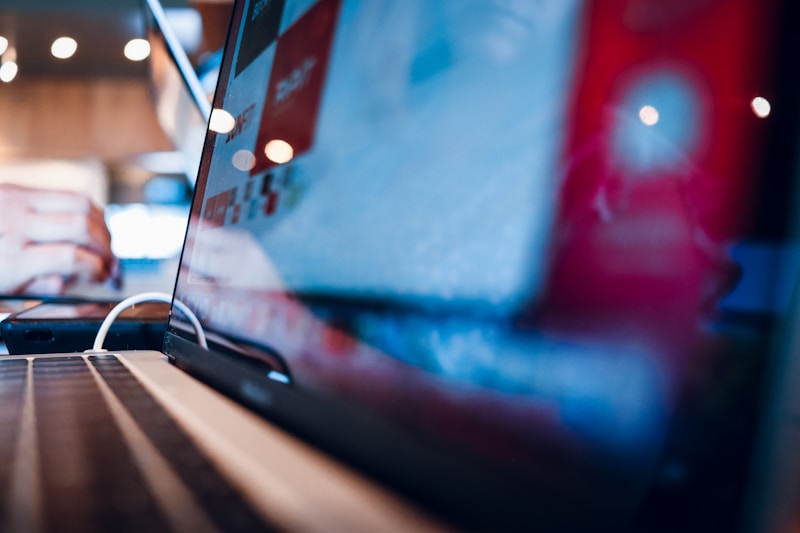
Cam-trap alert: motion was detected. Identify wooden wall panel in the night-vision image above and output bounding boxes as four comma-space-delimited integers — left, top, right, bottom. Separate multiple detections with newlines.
0, 77, 173, 161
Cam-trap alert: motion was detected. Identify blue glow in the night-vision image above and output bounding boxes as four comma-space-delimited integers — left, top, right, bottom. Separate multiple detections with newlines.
267, 370, 291, 384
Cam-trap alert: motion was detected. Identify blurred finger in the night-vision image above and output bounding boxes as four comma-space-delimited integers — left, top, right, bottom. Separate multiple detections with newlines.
17, 186, 98, 214
16, 243, 110, 286
0, 184, 109, 241
22, 211, 112, 260
23, 274, 66, 296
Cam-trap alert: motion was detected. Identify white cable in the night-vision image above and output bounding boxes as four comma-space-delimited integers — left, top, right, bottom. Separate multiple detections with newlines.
90, 291, 208, 352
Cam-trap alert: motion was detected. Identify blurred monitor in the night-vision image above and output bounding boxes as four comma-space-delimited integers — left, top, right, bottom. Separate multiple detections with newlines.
143, 0, 212, 186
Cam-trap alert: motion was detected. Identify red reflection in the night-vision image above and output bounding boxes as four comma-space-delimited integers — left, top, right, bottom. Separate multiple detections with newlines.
536, 0, 777, 370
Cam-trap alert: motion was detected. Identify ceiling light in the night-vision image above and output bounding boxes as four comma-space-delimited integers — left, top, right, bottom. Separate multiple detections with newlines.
0, 36, 8, 56
209, 109, 236, 134
124, 39, 151, 61
638, 105, 659, 126
51, 37, 78, 59
751, 96, 771, 119
0, 61, 18, 83
264, 139, 294, 164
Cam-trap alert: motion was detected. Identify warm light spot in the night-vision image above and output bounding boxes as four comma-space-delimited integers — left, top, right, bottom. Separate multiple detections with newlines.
209, 108, 236, 134
51, 37, 78, 59
0, 37, 8, 56
638, 105, 659, 126
124, 39, 151, 61
751, 96, 771, 118
0, 61, 18, 83
232, 149, 256, 171
264, 139, 294, 164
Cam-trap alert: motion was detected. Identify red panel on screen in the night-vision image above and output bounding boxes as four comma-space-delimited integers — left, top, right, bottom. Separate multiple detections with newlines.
251, 0, 341, 174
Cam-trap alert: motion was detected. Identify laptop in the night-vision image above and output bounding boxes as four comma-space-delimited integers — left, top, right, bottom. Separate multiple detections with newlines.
1, 0, 799, 531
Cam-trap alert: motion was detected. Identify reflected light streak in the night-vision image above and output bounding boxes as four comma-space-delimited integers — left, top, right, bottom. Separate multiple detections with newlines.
209, 108, 236, 133
264, 139, 294, 164
124, 39, 151, 61
0, 37, 7, 56
51, 37, 78, 59
232, 149, 256, 171
638, 105, 659, 126
0, 61, 18, 83
751, 96, 771, 118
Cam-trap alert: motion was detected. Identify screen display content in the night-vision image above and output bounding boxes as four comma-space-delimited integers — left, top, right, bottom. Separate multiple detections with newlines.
169, 0, 795, 528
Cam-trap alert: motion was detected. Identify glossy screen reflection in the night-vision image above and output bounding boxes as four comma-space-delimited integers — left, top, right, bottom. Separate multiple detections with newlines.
173, 0, 785, 499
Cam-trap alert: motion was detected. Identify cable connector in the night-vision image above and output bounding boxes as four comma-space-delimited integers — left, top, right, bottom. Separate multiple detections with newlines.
90, 291, 208, 352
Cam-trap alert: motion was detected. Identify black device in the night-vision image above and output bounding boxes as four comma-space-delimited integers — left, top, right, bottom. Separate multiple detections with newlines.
0, 301, 169, 354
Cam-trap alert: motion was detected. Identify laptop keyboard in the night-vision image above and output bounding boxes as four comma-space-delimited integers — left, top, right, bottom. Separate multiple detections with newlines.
0, 359, 26, 525
0, 355, 275, 532
34, 356, 170, 532
90, 355, 273, 532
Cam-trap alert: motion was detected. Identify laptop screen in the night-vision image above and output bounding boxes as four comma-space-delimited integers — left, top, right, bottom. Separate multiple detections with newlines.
168, 0, 798, 528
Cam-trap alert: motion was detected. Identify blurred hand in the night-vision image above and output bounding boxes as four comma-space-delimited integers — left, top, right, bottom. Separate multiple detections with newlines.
0, 183, 117, 295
